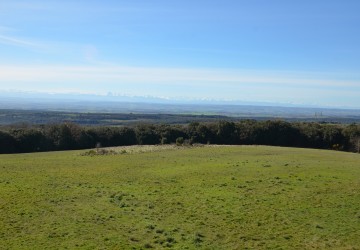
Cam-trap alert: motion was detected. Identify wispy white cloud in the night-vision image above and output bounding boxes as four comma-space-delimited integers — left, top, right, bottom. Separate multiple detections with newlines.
0, 26, 46, 51
0, 25, 100, 57
0, 34, 41, 48
0, 64, 359, 88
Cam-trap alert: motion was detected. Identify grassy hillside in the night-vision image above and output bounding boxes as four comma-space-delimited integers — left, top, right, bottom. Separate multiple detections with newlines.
0, 146, 359, 249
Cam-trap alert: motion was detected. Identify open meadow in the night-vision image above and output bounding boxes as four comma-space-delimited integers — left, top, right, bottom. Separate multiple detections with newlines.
0, 145, 359, 249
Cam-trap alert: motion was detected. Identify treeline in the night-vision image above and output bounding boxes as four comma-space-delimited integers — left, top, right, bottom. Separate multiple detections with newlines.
0, 120, 359, 154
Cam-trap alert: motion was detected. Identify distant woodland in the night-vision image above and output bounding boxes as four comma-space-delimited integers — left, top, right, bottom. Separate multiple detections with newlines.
1, 120, 359, 154
1, 108, 360, 126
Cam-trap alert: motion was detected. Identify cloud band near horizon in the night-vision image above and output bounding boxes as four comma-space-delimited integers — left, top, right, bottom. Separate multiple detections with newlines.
0, 64, 359, 107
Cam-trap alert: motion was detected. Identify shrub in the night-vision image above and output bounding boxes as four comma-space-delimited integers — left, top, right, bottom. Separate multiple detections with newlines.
176, 137, 184, 146
161, 137, 168, 145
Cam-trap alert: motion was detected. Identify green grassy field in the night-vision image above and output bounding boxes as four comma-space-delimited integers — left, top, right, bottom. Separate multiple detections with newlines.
0, 146, 359, 249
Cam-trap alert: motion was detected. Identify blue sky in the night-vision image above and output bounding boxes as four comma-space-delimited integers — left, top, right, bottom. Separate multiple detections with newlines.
0, 0, 360, 107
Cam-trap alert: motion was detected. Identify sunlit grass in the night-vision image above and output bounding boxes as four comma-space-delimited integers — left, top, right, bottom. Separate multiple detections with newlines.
0, 146, 359, 249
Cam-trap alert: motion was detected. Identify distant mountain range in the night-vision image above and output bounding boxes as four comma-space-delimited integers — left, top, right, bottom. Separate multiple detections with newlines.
0, 90, 356, 109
